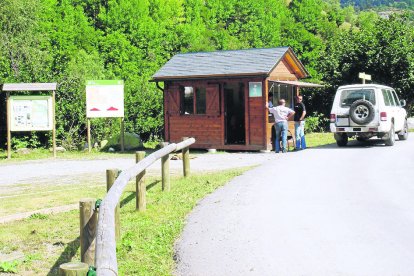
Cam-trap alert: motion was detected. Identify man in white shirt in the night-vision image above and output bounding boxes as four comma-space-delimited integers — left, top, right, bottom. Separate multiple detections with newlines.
266, 99, 295, 153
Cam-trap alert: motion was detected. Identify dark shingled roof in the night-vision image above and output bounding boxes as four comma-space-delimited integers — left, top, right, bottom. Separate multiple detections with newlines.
153, 47, 291, 80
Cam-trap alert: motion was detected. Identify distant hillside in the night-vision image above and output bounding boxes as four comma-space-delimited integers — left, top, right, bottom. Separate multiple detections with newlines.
341, 0, 414, 10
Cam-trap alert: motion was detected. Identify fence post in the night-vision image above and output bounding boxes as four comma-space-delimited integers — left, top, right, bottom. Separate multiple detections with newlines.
182, 137, 190, 177
106, 169, 121, 241
59, 262, 89, 275
160, 142, 170, 191
79, 198, 97, 266
135, 151, 146, 211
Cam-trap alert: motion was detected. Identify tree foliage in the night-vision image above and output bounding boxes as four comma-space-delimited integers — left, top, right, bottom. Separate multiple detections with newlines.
1, 0, 414, 148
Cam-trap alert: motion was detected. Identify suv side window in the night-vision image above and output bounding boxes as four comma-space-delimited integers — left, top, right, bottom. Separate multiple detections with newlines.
382, 89, 392, 106
386, 89, 396, 106
391, 90, 400, 106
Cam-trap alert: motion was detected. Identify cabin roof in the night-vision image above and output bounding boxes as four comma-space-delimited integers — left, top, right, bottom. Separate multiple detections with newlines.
152, 47, 308, 81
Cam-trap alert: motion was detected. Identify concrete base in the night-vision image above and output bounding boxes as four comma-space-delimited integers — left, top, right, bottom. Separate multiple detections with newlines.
207, 149, 217, 153
260, 149, 271, 153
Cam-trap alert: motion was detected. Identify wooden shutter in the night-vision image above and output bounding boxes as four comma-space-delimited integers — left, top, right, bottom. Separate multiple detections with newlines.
167, 86, 181, 115
206, 85, 220, 116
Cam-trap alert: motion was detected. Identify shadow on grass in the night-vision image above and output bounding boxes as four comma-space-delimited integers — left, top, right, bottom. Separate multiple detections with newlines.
47, 237, 80, 276
120, 180, 161, 208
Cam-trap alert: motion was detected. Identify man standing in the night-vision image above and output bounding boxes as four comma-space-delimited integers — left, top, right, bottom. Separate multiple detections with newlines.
266, 99, 295, 153
294, 95, 307, 150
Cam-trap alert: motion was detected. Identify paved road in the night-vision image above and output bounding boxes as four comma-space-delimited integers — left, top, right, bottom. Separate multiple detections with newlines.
175, 136, 414, 275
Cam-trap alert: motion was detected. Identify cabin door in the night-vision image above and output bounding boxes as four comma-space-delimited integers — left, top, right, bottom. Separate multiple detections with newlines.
224, 83, 245, 145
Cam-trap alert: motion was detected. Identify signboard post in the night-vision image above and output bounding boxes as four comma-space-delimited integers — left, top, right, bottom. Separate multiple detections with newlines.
2, 83, 57, 159
359, 72, 372, 84
85, 80, 125, 152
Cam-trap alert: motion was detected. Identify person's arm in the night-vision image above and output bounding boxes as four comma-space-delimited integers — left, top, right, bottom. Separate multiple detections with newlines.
300, 110, 306, 121
287, 110, 295, 120
300, 103, 306, 121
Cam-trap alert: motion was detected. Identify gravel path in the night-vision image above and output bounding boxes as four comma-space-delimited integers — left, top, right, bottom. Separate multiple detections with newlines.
0, 152, 275, 222
0, 152, 274, 187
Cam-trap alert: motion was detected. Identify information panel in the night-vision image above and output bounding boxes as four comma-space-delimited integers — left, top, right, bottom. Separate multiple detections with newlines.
249, 82, 262, 97
86, 80, 124, 118
10, 96, 53, 131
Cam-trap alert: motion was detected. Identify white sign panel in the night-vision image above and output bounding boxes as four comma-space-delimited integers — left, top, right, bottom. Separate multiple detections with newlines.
10, 96, 53, 131
86, 80, 124, 118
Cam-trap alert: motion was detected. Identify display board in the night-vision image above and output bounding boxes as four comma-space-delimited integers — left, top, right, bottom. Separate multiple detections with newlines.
10, 96, 53, 131
249, 82, 262, 97
86, 80, 124, 118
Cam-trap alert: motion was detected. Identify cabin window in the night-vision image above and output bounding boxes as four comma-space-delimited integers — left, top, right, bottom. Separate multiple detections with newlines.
269, 84, 294, 108
180, 86, 206, 115
182, 86, 194, 114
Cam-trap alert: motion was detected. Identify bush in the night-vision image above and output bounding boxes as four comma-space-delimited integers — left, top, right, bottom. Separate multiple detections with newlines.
305, 112, 329, 133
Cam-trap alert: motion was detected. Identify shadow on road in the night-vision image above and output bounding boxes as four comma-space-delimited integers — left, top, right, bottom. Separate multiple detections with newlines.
310, 139, 392, 150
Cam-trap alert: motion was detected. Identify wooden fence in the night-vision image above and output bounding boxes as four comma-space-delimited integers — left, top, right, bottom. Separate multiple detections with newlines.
59, 137, 195, 275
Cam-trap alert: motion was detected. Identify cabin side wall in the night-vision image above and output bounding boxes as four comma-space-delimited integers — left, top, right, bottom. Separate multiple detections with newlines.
164, 78, 269, 150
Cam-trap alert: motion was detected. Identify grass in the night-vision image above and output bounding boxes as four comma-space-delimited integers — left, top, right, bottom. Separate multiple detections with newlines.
306, 132, 336, 148
0, 168, 247, 275
0, 173, 107, 217
0, 148, 140, 163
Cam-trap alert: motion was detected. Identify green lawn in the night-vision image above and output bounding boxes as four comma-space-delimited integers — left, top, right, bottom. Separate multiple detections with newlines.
306, 132, 336, 148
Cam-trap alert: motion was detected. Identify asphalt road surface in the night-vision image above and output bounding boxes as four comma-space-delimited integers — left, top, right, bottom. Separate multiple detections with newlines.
175, 135, 414, 275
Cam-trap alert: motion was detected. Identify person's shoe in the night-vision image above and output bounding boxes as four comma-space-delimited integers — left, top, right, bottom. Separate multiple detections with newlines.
282, 149, 287, 153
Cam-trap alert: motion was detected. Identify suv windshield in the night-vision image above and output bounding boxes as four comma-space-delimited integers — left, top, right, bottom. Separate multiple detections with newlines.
340, 89, 376, 107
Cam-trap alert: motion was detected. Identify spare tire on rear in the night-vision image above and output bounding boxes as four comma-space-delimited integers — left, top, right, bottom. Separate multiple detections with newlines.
349, 99, 375, 125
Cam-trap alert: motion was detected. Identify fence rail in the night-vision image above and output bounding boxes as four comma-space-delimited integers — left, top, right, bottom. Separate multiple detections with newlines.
94, 138, 195, 275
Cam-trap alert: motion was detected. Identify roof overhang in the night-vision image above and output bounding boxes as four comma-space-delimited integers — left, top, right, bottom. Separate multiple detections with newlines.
2, 83, 58, 91
152, 73, 268, 82
269, 80, 324, 88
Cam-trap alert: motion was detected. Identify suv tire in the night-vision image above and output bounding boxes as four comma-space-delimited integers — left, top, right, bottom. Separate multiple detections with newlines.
334, 133, 348, 147
384, 123, 395, 146
398, 120, 409, 140
349, 99, 375, 125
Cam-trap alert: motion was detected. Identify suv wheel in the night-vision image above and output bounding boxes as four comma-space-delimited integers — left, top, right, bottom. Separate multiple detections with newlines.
334, 133, 348, 147
384, 123, 395, 146
349, 99, 375, 125
398, 120, 409, 140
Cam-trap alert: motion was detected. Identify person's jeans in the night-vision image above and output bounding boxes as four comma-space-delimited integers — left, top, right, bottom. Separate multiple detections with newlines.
275, 121, 288, 153
294, 121, 306, 150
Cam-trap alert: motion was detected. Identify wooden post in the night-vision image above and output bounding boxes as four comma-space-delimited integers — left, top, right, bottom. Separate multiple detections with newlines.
120, 118, 125, 152
135, 151, 146, 211
160, 142, 170, 191
6, 92, 11, 159
182, 137, 190, 177
52, 90, 56, 158
106, 169, 121, 241
79, 198, 97, 265
59, 262, 89, 275
87, 118, 91, 153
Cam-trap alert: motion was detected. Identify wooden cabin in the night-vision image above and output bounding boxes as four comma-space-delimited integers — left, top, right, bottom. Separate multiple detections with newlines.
152, 47, 322, 151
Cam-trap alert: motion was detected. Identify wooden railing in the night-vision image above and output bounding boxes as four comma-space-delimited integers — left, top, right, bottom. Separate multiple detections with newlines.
59, 137, 195, 275
94, 138, 195, 275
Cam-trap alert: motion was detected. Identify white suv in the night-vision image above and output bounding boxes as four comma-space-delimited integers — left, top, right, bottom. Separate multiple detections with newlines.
330, 84, 409, 146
